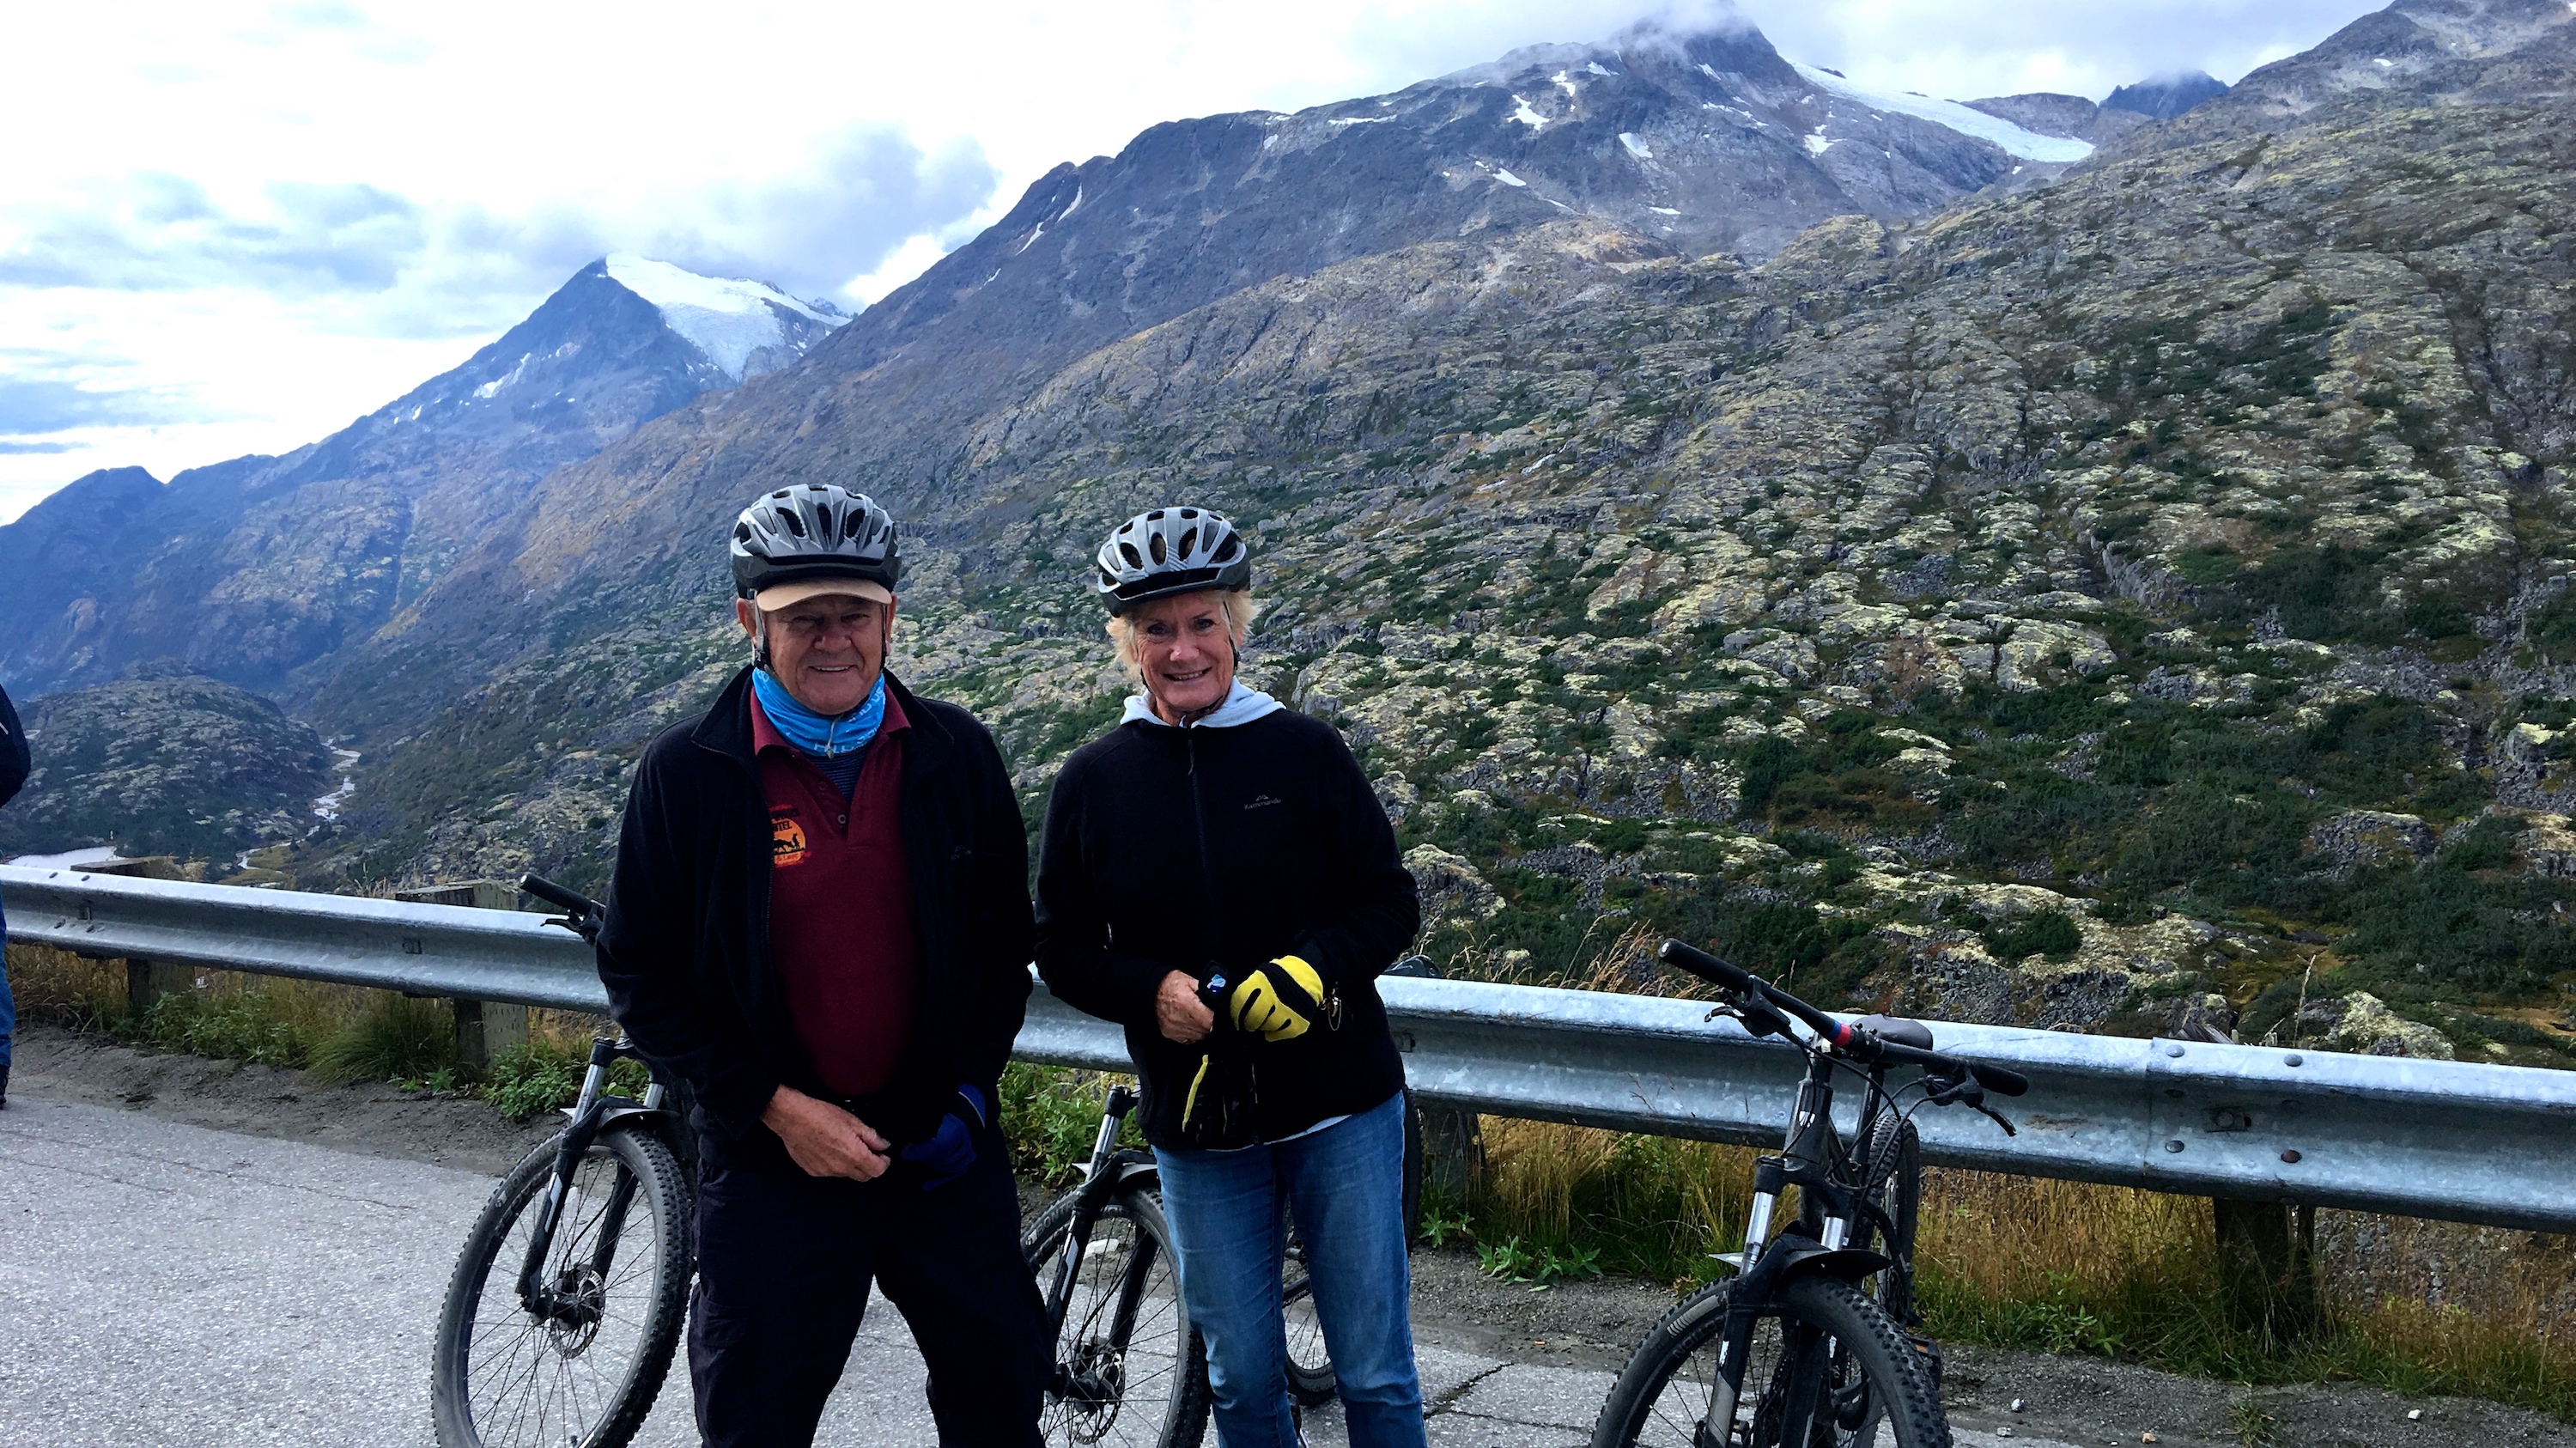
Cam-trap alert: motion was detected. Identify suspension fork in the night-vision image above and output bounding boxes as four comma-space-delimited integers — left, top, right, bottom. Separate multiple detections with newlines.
1045, 1085, 1139, 1339
517, 1038, 626, 1317
1710, 1053, 1841, 1433
580, 1077, 666, 1282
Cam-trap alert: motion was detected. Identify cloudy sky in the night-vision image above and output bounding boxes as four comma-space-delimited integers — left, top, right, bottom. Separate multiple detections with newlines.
0, 0, 2383, 520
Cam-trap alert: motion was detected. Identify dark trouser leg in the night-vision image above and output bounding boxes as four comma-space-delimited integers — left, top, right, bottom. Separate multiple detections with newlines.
874, 1121, 1051, 1447
688, 1164, 877, 1448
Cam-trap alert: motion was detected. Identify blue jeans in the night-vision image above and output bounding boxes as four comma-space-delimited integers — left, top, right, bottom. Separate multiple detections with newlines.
1154, 1091, 1425, 1448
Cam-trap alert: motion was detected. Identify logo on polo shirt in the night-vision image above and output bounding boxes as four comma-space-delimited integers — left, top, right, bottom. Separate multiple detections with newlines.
771, 807, 809, 867
1244, 794, 1282, 811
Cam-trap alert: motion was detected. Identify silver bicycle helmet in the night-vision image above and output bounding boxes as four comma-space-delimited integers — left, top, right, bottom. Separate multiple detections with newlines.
732, 483, 901, 604
1094, 506, 1249, 614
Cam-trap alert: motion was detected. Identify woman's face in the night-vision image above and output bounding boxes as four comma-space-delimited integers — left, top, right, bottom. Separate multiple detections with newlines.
1130, 591, 1236, 722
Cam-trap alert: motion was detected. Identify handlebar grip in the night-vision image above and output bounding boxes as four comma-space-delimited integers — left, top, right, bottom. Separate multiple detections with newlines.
1971, 1063, 2031, 1098
519, 873, 602, 918
1658, 940, 1754, 992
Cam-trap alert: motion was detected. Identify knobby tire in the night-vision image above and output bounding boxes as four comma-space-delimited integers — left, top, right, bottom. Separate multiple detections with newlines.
1024, 1183, 1212, 1448
432, 1124, 693, 1448
1589, 1273, 1951, 1448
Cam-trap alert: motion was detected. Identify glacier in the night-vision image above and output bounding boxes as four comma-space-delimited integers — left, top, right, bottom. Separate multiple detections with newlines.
1789, 64, 2094, 164
602, 254, 849, 380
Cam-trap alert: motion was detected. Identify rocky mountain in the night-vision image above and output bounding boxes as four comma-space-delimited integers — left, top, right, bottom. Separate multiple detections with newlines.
281, 0, 2576, 1067
13, 1, 2573, 1062
0, 258, 845, 697
2139, 0, 2576, 149
2102, 71, 2230, 120
0, 666, 334, 863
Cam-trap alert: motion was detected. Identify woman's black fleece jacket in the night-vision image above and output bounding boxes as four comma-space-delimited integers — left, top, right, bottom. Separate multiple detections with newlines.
1034, 708, 1421, 1150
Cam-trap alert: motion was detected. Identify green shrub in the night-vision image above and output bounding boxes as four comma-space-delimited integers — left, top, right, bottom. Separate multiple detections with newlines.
999, 1062, 1139, 1188
1984, 910, 2083, 962
308, 994, 454, 1086
137, 987, 320, 1068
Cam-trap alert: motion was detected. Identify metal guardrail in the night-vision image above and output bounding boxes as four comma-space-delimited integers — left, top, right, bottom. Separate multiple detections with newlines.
7, 863, 2573, 1233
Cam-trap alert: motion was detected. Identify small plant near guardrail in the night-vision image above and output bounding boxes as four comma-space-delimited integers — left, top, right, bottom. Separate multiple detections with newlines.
307, 994, 453, 1086
998, 1061, 1141, 1186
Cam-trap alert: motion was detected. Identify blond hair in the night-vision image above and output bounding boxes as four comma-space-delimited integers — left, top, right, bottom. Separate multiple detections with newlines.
1104, 590, 1260, 686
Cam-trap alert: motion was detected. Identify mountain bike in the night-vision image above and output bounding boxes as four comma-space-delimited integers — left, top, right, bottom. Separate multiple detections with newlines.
431, 875, 698, 1448
1022, 1082, 1210, 1448
1589, 940, 2028, 1448
1021, 1076, 1426, 1441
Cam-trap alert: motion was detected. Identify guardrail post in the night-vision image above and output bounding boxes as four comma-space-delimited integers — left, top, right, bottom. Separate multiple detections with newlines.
393, 881, 534, 1075
1417, 1105, 1485, 1200
2212, 1197, 2319, 1339
124, 957, 196, 1020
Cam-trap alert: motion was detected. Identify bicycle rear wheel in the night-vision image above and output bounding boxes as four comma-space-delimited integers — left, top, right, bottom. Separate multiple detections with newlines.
1589, 1273, 1950, 1448
1024, 1184, 1211, 1448
432, 1124, 693, 1448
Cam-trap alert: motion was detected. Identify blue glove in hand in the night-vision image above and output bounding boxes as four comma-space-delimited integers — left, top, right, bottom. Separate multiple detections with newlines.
899, 1084, 988, 1189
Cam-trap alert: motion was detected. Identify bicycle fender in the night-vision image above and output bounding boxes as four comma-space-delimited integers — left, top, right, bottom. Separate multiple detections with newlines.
1109, 1154, 1162, 1191
1767, 1244, 1893, 1286
556, 1101, 675, 1129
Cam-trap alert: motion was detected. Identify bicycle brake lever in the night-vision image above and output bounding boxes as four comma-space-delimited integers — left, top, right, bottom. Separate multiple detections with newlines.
1973, 1103, 2018, 1137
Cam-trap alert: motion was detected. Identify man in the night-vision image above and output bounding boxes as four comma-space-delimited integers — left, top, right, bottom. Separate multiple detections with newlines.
596, 482, 1048, 1448
0, 678, 25, 1110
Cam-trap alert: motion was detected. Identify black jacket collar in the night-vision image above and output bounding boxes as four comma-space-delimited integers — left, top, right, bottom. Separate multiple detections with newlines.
689, 665, 951, 777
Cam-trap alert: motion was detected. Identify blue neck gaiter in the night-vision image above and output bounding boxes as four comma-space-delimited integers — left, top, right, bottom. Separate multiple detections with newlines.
753, 668, 887, 757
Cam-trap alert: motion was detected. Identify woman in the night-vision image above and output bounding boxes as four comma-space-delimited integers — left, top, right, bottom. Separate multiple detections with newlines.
1035, 507, 1425, 1448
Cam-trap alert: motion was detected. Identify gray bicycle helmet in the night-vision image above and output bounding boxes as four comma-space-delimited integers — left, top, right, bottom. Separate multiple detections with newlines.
732, 483, 901, 605
1094, 506, 1249, 614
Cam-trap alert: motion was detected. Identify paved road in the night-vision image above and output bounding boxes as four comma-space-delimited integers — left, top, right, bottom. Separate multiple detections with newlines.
0, 1094, 2051, 1447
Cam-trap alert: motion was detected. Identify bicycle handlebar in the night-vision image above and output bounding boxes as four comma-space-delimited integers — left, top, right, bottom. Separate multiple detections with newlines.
519, 873, 602, 917
1657, 939, 2029, 1097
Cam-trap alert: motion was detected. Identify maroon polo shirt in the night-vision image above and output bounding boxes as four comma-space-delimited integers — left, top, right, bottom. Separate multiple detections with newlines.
750, 684, 921, 1098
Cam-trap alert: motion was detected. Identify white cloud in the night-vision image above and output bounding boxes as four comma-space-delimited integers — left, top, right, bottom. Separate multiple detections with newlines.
0, 0, 2386, 520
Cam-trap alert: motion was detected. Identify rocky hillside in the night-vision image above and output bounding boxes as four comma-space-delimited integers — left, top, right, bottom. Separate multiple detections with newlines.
0, 666, 333, 863
290, 0, 2576, 1066
0, 259, 844, 698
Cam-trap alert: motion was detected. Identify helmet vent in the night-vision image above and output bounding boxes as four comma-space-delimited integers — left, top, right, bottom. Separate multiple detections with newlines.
1119, 542, 1145, 569
1212, 535, 1239, 563
1148, 532, 1167, 563
779, 510, 807, 538
1176, 526, 1198, 559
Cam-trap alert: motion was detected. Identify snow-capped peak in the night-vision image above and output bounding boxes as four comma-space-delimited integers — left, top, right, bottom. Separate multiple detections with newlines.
1789, 64, 2094, 164
602, 254, 850, 380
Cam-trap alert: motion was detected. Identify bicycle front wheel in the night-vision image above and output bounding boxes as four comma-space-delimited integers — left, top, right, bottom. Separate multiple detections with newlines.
1024, 1185, 1211, 1448
1590, 1273, 1950, 1448
431, 1125, 693, 1448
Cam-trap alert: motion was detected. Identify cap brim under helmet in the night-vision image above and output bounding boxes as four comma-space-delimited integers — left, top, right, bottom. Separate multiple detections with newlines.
753, 576, 895, 610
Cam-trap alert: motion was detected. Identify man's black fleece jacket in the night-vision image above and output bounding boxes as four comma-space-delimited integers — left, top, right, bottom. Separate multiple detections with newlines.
597, 666, 1034, 1168
1034, 708, 1421, 1150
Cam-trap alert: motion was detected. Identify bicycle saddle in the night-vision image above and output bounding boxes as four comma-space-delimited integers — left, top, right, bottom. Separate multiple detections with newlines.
1848, 1014, 1934, 1049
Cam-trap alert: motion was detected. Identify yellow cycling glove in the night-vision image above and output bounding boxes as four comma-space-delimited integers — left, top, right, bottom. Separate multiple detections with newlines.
1227, 955, 1326, 1042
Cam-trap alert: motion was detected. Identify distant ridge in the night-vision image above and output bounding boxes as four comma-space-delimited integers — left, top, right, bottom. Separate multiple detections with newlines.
2104, 70, 2230, 119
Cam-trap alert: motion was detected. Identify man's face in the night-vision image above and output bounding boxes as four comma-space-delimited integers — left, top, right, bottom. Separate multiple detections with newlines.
1129, 590, 1235, 721
736, 592, 894, 715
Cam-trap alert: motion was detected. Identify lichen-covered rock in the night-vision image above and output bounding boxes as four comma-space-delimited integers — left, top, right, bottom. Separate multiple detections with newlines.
2307, 811, 2439, 870
2275, 991, 2457, 1060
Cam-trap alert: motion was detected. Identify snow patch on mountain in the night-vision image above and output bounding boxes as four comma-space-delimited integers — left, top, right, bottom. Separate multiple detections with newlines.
602, 254, 850, 380
1790, 63, 2094, 163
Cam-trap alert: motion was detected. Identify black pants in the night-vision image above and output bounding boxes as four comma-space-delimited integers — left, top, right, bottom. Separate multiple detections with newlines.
686, 1123, 1048, 1447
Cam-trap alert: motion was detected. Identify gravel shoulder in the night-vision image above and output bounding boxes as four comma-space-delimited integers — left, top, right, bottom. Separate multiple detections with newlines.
15, 1023, 2573, 1448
